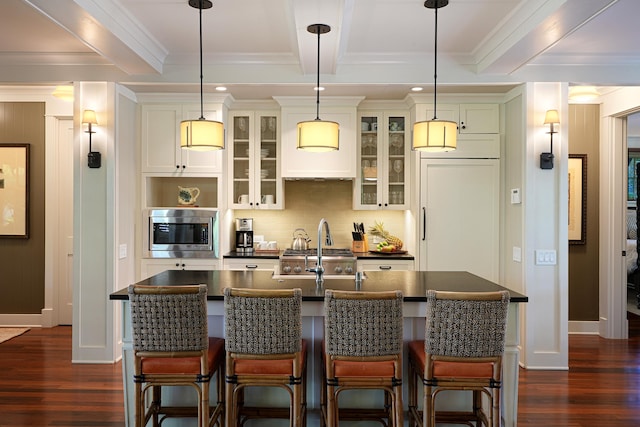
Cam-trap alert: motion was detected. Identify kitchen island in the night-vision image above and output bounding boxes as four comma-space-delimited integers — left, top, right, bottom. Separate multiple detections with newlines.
111, 270, 526, 427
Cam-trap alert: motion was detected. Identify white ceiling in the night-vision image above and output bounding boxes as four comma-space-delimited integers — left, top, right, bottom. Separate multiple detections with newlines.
1, 0, 640, 100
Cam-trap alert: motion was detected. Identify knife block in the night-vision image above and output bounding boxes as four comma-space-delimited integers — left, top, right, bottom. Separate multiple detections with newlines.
352, 234, 369, 253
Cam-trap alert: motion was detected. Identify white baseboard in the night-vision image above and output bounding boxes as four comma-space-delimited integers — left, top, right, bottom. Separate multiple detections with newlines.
569, 320, 600, 334
0, 313, 43, 327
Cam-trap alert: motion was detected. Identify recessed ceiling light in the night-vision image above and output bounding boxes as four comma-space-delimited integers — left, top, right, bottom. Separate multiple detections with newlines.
569, 86, 600, 102
411, 87, 423, 92
215, 86, 227, 91
52, 85, 74, 101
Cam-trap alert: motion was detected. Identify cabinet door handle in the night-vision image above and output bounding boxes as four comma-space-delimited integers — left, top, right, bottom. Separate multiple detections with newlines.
176, 165, 180, 169
379, 265, 392, 270
422, 207, 426, 241
460, 121, 466, 130
245, 264, 258, 269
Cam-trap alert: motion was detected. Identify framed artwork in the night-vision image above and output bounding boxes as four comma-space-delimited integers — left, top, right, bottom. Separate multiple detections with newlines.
568, 154, 587, 245
0, 144, 30, 238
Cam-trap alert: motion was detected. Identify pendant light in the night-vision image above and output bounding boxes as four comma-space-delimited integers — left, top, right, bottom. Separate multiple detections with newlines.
413, 0, 457, 152
180, 0, 224, 151
297, 24, 339, 152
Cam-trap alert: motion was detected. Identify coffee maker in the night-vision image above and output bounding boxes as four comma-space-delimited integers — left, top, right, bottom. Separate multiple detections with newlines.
235, 218, 254, 253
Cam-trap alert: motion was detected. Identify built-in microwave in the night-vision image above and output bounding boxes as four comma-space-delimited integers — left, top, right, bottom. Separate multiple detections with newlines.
144, 209, 219, 259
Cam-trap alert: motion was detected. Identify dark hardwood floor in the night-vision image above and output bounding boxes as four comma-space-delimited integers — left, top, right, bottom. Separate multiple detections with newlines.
518, 312, 640, 427
0, 326, 124, 426
1, 320, 640, 426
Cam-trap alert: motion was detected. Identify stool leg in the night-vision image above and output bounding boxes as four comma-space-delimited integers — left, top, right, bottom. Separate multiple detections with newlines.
325, 380, 337, 427
492, 387, 501, 427
225, 380, 235, 427
134, 381, 143, 427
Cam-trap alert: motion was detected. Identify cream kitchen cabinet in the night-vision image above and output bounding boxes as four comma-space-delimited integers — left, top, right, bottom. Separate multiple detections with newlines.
228, 111, 283, 209
141, 103, 224, 174
355, 111, 410, 210
140, 258, 220, 280
418, 158, 499, 282
223, 258, 278, 271
357, 259, 414, 271
275, 96, 363, 178
416, 103, 499, 135
415, 103, 500, 158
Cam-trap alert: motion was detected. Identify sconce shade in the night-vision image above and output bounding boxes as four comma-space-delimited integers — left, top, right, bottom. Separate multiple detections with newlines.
544, 109, 560, 125
82, 109, 98, 125
180, 119, 225, 151
412, 119, 457, 152
52, 85, 74, 102
297, 120, 339, 152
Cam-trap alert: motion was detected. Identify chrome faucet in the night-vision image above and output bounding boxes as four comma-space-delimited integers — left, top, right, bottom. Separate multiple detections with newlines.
306, 218, 333, 285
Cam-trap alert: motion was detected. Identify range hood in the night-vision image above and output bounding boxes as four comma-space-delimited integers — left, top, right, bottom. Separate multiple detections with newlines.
276, 96, 363, 179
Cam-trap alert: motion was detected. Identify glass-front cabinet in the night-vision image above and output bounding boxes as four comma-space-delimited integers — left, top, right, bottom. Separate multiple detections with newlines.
229, 111, 282, 209
355, 111, 410, 210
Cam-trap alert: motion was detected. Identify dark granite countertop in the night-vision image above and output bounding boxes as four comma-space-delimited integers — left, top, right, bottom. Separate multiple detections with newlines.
110, 270, 527, 303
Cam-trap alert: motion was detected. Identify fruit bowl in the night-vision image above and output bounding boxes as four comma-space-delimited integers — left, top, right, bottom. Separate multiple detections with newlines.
369, 249, 408, 255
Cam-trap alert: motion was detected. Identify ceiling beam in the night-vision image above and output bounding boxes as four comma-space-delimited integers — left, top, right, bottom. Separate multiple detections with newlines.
24, 0, 167, 75
474, 0, 618, 74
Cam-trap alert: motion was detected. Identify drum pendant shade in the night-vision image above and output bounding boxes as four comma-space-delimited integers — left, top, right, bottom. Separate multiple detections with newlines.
180, 0, 224, 151
297, 24, 339, 152
181, 119, 224, 151
413, 119, 457, 152
413, 0, 456, 152
297, 120, 339, 152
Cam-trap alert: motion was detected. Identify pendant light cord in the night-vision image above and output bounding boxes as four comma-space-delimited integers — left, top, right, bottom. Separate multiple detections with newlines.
432, 6, 439, 121
198, 1, 205, 120
315, 24, 321, 121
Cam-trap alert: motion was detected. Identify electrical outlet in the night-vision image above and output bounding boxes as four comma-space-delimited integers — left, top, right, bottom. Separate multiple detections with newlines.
510, 188, 521, 204
535, 249, 556, 265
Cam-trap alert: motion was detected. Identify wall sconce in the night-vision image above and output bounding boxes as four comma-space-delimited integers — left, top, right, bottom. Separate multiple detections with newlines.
540, 109, 559, 170
82, 110, 101, 168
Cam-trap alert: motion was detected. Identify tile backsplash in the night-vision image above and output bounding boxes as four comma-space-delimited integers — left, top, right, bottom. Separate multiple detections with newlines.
232, 180, 407, 251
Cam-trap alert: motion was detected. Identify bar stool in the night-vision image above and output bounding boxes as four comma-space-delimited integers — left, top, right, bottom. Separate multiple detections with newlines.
408, 290, 510, 427
223, 287, 306, 427
321, 289, 404, 427
128, 284, 224, 427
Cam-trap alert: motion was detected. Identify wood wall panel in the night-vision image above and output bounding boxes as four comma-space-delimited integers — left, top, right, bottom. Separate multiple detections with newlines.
0, 102, 45, 313
568, 104, 600, 321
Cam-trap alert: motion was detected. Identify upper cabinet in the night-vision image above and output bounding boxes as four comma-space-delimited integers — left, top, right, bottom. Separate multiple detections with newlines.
141, 103, 224, 174
228, 111, 283, 209
275, 96, 364, 178
355, 111, 410, 210
414, 103, 500, 158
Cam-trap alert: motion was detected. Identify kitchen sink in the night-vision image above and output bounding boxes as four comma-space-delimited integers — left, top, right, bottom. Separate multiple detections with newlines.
271, 266, 366, 281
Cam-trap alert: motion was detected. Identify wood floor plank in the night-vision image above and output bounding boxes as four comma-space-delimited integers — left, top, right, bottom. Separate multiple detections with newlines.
1, 318, 640, 426
0, 326, 124, 426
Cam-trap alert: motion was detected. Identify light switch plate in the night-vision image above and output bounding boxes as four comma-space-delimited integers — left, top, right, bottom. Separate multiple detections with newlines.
512, 246, 522, 262
119, 244, 127, 259
535, 249, 556, 265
